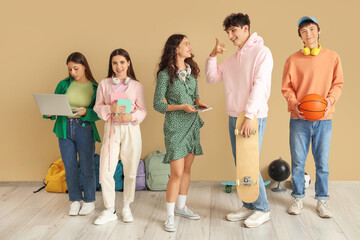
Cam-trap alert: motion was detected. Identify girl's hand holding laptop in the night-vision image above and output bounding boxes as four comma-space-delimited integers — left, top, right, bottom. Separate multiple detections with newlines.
76, 107, 87, 116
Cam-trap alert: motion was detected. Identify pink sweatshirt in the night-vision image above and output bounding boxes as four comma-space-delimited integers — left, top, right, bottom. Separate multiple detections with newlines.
94, 78, 146, 181
205, 33, 273, 119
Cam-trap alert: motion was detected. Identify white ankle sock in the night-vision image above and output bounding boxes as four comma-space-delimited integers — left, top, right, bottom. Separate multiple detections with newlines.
176, 195, 187, 209
166, 202, 175, 217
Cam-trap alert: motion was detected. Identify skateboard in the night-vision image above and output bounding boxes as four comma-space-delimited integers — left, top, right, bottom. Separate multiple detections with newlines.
221, 180, 270, 193
234, 112, 259, 203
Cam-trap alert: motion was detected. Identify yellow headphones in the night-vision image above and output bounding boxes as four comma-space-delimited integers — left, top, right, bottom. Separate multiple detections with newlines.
302, 43, 322, 56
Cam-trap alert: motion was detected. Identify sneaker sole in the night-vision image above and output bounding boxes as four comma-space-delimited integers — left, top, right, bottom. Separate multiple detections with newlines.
226, 214, 252, 222
174, 212, 200, 220
316, 209, 332, 218
79, 209, 95, 216
287, 211, 300, 215
123, 218, 134, 223
94, 216, 118, 225
164, 227, 176, 232
243, 215, 270, 228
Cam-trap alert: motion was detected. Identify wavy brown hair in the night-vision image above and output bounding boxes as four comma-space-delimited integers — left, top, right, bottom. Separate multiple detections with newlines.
66, 52, 97, 84
157, 34, 200, 85
107, 48, 137, 81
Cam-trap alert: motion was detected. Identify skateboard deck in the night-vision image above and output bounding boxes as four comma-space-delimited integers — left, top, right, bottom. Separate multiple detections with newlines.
235, 112, 259, 203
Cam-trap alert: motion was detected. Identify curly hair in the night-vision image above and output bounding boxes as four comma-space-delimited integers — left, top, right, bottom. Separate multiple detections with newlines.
157, 34, 200, 85
223, 13, 251, 32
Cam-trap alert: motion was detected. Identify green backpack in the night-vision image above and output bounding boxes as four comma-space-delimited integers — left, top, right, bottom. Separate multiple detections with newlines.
145, 150, 170, 191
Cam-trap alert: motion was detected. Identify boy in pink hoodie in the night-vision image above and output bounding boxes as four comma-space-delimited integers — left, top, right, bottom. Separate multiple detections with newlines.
205, 13, 273, 228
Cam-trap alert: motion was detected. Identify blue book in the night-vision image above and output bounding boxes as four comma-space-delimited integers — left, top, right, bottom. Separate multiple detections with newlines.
117, 98, 132, 114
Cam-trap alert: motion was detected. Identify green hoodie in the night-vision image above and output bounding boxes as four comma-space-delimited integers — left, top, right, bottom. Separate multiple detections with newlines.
43, 77, 101, 142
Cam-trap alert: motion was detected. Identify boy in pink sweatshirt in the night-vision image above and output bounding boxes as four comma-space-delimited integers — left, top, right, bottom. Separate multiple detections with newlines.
282, 17, 343, 218
205, 13, 273, 228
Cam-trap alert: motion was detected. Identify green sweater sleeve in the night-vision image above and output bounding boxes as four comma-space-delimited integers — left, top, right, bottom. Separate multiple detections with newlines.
153, 71, 170, 114
81, 108, 100, 122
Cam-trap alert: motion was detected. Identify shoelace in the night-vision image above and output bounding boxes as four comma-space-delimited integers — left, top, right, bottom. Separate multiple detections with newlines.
249, 211, 263, 220
99, 210, 113, 219
123, 209, 132, 218
70, 202, 80, 210
293, 199, 302, 208
319, 201, 330, 210
184, 206, 194, 215
235, 209, 244, 214
165, 215, 174, 224
236, 208, 249, 214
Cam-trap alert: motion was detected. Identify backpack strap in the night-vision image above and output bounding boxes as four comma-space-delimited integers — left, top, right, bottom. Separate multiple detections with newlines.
33, 179, 46, 193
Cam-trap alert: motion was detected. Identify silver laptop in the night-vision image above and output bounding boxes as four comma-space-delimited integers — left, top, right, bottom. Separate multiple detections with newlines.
33, 93, 81, 116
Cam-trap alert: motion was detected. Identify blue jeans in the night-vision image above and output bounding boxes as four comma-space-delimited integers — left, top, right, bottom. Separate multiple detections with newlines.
229, 116, 269, 212
58, 118, 96, 202
290, 118, 332, 200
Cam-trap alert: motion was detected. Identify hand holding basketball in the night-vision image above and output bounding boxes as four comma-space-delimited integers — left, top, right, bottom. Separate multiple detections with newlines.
323, 98, 331, 117
299, 94, 327, 121
294, 102, 305, 119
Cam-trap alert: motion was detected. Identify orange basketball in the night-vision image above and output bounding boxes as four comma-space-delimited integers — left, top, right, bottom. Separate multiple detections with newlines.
299, 94, 327, 121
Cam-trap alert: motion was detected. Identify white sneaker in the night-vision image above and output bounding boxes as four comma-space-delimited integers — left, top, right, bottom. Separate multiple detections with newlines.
288, 198, 303, 215
174, 206, 200, 220
244, 211, 270, 228
164, 215, 176, 232
316, 200, 333, 218
122, 207, 134, 223
69, 201, 81, 216
226, 207, 254, 222
79, 202, 95, 216
94, 209, 118, 225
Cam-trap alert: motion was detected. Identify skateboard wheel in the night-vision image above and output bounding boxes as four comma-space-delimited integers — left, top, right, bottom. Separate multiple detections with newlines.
225, 185, 232, 193
234, 129, 239, 135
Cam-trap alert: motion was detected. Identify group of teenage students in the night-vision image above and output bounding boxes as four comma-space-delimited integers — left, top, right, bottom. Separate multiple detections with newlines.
43, 13, 343, 231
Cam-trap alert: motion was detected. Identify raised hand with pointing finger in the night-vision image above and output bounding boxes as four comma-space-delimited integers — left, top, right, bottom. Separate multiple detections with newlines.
210, 38, 226, 57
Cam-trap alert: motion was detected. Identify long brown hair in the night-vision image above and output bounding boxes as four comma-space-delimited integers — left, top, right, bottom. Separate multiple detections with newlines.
157, 34, 200, 85
66, 52, 97, 84
107, 48, 137, 81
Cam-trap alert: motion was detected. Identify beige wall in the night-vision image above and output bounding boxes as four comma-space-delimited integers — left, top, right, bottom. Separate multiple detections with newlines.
1, 0, 359, 181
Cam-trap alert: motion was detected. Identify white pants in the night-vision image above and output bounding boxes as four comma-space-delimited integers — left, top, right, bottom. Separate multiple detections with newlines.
100, 123, 142, 209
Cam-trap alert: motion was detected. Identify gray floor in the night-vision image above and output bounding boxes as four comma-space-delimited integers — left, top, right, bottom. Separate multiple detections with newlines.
0, 181, 359, 240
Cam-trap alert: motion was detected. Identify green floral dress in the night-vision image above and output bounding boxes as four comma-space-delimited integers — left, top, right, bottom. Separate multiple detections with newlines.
153, 69, 204, 163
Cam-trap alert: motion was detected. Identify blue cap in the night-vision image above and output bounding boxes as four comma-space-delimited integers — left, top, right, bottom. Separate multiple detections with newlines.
298, 16, 318, 27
